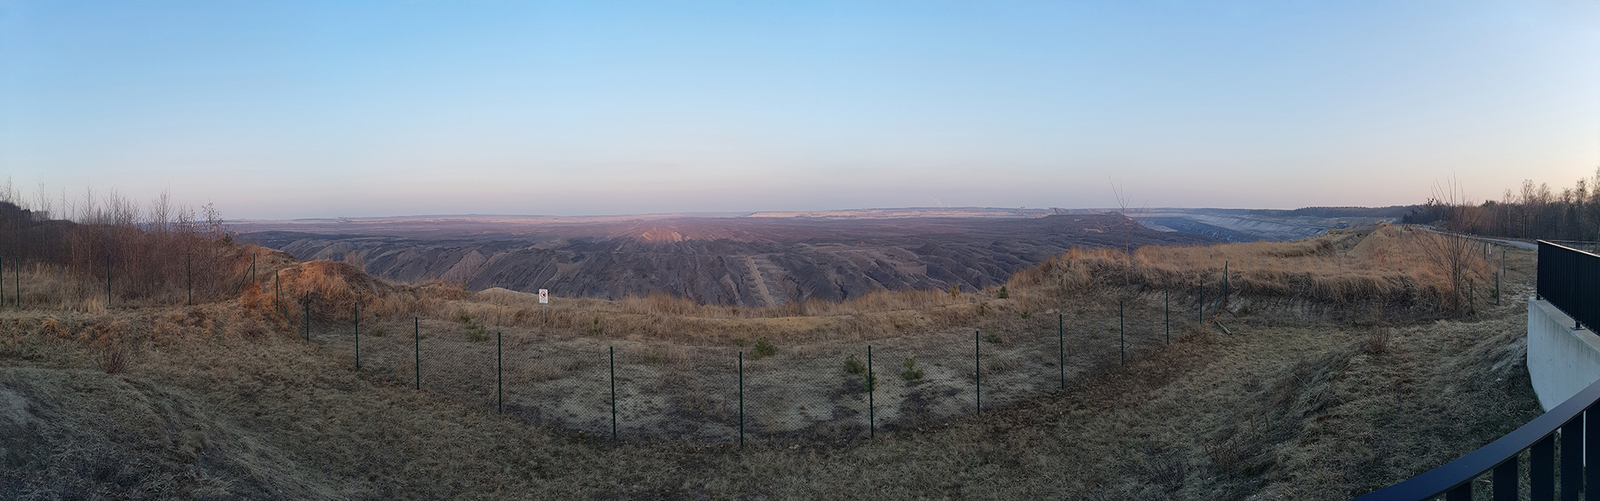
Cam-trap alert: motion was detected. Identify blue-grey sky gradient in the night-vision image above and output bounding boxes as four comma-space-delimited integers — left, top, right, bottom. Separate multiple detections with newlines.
3, 1, 1598, 219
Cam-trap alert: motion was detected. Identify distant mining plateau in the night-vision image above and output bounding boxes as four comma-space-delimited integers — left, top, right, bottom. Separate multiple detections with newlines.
237, 206, 1408, 306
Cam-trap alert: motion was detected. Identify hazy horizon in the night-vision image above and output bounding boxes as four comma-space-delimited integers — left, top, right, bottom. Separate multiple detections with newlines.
220, 204, 1423, 223
4, 1, 1598, 220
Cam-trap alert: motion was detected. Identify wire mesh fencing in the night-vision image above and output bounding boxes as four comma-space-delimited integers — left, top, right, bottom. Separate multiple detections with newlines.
741, 346, 871, 442
289, 288, 1217, 445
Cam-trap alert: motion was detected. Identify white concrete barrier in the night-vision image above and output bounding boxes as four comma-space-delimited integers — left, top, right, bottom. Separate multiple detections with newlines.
1528, 296, 1600, 411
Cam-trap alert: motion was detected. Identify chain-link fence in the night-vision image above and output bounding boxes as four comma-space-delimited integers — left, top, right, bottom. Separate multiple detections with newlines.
293, 289, 1214, 444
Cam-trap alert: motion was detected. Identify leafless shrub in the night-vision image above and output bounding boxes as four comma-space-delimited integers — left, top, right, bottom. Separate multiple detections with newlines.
0, 186, 243, 307
1364, 329, 1393, 355
98, 344, 128, 374
1414, 177, 1493, 316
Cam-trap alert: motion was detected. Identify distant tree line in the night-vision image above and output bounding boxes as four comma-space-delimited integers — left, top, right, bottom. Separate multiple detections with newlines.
1236, 206, 1419, 219
1403, 169, 1600, 242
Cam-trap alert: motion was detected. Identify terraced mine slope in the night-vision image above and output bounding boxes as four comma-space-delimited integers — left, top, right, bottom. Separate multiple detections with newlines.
242, 213, 1215, 305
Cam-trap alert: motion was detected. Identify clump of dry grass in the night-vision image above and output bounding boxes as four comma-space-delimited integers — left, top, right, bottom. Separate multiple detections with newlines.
1364, 328, 1394, 355
96, 343, 128, 374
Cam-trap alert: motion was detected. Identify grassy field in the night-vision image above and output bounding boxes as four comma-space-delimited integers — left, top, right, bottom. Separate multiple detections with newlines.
0, 224, 1542, 499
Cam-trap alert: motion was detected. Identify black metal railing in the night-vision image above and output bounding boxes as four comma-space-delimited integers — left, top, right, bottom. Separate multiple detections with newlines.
1542, 239, 1600, 254
1356, 376, 1600, 500
1538, 240, 1600, 332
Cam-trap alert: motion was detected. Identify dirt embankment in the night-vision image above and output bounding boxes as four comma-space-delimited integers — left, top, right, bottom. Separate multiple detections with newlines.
244, 214, 1217, 307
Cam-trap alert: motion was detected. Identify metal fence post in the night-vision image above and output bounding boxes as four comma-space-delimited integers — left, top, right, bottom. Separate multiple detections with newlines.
1058, 313, 1065, 390
610, 346, 617, 440
1222, 261, 1228, 313
1198, 283, 1205, 322
738, 350, 744, 448
414, 317, 420, 390
497, 332, 503, 414
867, 344, 874, 439
304, 294, 310, 342
1165, 289, 1170, 344
975, 329, 981, 415
106, 254, 111, 308
354, 302, 360, 369
186, 253, 191, 306
1120, 300, 1126, 366
1501, 249, 1506, 306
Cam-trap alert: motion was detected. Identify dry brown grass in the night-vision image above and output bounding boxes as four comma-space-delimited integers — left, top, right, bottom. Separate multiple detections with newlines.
1010, 223, 1492, 312
0, 248, 1540, 499
431, 224, 1488, 347
6, 222, 1457, 351
0, 223, 1541, 499
456, 286, 981, 345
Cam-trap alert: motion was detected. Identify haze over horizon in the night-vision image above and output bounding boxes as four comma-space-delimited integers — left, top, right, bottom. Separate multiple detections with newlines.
4, 1, 1598, 220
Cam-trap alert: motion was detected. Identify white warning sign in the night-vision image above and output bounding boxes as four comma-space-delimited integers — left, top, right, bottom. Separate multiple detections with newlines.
539, 289, 549, 304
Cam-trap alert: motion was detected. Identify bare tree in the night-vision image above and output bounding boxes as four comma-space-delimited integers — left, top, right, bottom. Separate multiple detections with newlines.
1110, 180, 1147, 295
149, 190, 172, 235
1420, 176, 1487, 316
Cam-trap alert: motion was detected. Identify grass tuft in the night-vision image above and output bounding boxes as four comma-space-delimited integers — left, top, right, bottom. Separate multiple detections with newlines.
901, 356, 924, 381
96, 344, 127, 374
1364, 328, 1393, 355
843, 354, 864, 374
750, 337, 778, 360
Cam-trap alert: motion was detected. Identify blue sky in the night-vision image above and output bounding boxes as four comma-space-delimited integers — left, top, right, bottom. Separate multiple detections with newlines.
3, 1, 1598, 219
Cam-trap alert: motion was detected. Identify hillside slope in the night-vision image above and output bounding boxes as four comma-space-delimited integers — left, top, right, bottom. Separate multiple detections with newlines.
0, 225, 1541, 499
246, 214, 1215, 306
